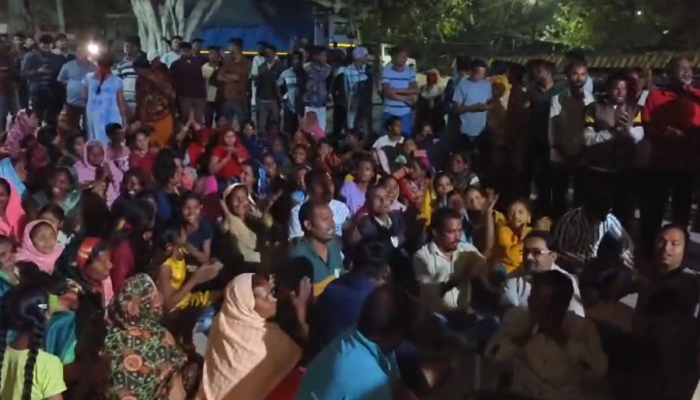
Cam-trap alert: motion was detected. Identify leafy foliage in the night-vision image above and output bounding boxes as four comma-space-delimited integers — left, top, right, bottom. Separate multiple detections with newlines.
343, 0, 700, 52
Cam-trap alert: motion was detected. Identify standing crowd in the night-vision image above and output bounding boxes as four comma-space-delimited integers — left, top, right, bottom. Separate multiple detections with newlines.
0, 30, 696, 400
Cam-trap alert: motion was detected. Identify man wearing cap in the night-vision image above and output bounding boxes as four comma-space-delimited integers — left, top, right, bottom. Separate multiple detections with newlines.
344, 46, 372, 134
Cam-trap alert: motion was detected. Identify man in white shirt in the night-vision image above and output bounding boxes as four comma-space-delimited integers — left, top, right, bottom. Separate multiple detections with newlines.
161, 35, 182, 68
487, 270, 608, 400
503, 230, 585, 317
289, 169, 350, 240
413, 208, 489, 313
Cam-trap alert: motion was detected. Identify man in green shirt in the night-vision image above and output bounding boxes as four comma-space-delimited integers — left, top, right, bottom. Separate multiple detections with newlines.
290, 199, 345, 296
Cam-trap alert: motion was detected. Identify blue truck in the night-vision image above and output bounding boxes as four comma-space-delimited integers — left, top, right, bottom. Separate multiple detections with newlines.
195, 0, 357, 55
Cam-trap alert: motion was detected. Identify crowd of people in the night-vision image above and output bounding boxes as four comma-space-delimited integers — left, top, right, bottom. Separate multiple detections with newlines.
0, 30, 696, 400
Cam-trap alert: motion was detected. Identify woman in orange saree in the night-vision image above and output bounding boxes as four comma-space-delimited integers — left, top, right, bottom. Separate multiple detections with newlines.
136, 58, 176, 148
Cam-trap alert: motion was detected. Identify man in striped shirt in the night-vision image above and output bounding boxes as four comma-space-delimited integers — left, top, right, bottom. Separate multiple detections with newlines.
380, 46, 418, 136
552, 193, 632, 271
114, 36, 148, 116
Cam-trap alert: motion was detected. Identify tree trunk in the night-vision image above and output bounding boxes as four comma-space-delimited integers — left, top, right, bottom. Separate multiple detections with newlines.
8, 0, 33, 36
130, 0, 224, 55
55, 0, 66, 33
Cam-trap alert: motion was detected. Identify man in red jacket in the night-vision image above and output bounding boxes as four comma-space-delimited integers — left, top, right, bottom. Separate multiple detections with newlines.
640, 57, 700, 255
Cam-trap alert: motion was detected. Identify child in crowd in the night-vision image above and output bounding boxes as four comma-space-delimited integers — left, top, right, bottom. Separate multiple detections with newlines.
16, 220, 63, 274
495, 199, 533, 274
340, 155, 376, 214
105, 123, 130, 173
38, 204, 72, 246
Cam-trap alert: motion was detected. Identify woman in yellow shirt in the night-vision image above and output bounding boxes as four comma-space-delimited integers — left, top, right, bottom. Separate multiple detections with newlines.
495, 199, 533, 274
0, 287, 66, 400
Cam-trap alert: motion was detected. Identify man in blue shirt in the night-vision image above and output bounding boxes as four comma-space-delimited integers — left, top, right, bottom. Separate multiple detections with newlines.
381, 46, 419, 136
297, 285, 419, 400
57, 45, 96, 129
452, 58, 492, 150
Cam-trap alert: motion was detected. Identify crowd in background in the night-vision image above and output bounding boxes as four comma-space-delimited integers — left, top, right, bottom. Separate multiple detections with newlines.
0, 30, 695, 400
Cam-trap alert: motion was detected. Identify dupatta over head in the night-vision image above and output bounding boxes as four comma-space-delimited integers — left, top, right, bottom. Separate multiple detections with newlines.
198, 273, 301, 400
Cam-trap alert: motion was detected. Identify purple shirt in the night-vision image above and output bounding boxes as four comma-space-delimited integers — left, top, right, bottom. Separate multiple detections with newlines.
340, 182, 367, 214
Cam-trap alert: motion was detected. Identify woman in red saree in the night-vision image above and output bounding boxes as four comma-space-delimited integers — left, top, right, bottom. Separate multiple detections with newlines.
135, 57, 176, 148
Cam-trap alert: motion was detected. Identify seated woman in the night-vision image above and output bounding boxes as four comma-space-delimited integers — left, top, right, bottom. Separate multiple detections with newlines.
25, 166, 82, 233
219, 183, 266, 266
0, 178, 25, 241
16, 220, 64, 274
75, 140, 124, 207
105, 273, 199, 400
421, 171, 454, 226
199, 273, 311, 400
209, 129, 250, 184
464, 186, 504, 258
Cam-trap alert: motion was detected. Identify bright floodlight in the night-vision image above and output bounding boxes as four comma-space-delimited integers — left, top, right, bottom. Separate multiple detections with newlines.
87, 43, 99, 54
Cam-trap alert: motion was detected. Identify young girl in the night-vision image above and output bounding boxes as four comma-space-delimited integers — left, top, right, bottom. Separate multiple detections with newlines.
340, 156, 375, 214
157, 226, 222, 345
0, 287, 66, 400
495, 199, 533, 274
270, 137, 289, 168
282, 144, 310, 177
105, 123, 130, 173
16, 220, 63, 274
422, 172, 454, 225
38, 204, 71, 247
316, 139, 341, 175
399, 157, 431, 215
128, 127, 158, 178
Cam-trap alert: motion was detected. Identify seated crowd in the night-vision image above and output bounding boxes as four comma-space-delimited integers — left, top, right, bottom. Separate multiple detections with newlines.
0, 59, 698, 400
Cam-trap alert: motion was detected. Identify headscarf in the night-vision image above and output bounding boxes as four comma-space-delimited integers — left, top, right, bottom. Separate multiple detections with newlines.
5, 109, 38, 157
0, 178, 24, 239
105, 274, 186, 400
220, 183, 259, 263
77, 237, 114, 306
16, 220, 64, 273
75, 140, 124, 207
198, 273, 301, 400
0, 158, 26, 198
